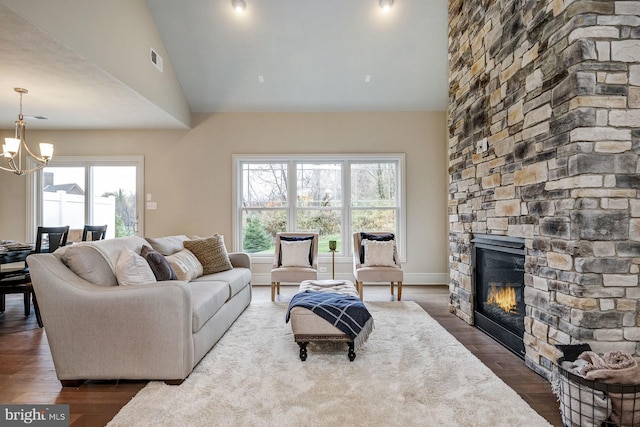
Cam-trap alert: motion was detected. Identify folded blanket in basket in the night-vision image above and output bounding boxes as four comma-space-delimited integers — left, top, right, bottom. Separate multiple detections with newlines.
578, 351, 640, 427
286, 291, 373, 349
579, 351, 640, 384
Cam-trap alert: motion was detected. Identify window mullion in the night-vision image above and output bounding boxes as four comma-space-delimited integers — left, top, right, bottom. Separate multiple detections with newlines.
343, 160, 351, 257
288, 160, 296, 231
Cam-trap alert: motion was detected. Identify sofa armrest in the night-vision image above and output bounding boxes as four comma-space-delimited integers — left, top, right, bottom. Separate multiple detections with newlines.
229, 252, 251, 269
27, 253, 194, 381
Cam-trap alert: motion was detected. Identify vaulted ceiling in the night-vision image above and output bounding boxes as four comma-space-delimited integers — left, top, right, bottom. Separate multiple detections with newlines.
0, 0, 448, 130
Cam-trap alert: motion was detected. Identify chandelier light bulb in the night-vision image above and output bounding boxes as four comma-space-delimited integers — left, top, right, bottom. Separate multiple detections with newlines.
4, 138, 20, 154
232, 0, 246, 13
379, 0, 393, 12
40, 143, 54, 159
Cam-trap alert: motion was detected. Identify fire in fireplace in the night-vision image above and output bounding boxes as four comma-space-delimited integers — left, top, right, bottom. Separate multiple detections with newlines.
472, 235, 525, 358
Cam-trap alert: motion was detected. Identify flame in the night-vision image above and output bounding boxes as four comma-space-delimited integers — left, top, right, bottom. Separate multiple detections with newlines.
487, 284, 517, 313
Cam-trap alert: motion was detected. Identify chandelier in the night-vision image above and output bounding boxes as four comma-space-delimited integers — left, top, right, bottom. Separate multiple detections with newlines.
1, 88, 54, 175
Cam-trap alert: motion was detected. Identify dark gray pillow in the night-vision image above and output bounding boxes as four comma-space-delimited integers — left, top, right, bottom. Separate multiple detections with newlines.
279, 235, 314, 266
359, 232, 395, 264
141, 245, 178, 281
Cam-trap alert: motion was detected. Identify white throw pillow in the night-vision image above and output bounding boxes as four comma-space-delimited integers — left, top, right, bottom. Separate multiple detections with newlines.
115, 247, 157, 286
280, 240, 312, 267
362, 239, 396, 267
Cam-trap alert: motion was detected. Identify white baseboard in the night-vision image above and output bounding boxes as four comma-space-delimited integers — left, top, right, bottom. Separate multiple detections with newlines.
251, 272, 449, 286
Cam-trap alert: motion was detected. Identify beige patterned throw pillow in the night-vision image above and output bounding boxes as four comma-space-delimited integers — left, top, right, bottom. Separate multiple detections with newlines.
183, 234, 233, 275
165, 249, 203, 281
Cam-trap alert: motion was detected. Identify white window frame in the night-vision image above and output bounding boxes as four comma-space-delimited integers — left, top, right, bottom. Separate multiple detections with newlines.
232, 153, 406, 264
26, 156, 144, 243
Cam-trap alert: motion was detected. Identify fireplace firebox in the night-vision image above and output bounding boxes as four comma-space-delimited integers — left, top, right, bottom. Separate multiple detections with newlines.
472, 235, 525, 358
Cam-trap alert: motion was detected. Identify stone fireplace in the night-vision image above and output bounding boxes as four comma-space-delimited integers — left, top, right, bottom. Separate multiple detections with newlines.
448, 0, 640, 379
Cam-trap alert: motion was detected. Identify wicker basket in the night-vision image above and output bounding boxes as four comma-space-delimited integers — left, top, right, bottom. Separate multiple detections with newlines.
556, 357, 640, 427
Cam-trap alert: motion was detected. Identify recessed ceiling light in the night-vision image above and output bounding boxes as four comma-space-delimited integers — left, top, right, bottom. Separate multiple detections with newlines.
232, 0, 246, 13
365, 75, 372, 83
379, 0, 393, 12
258, 75, 265, 83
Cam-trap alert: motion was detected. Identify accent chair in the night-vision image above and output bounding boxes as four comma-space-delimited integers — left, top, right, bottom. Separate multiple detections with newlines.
352, 232, 403, 301
270, 232, 319, 301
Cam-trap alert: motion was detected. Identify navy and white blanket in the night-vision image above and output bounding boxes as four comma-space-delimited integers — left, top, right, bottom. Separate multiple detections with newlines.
286, 291, 374, 348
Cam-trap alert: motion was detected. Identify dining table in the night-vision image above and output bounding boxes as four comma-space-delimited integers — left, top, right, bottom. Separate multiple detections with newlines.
0, 240, 41, 326
0, 241, 34, 277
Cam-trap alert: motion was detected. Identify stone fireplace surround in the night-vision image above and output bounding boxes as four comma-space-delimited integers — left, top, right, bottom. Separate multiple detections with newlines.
448, 0, 640, 379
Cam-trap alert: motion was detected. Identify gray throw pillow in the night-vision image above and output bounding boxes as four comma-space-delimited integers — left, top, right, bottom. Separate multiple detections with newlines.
61, 245, 118, 286
140, 245, 178, 281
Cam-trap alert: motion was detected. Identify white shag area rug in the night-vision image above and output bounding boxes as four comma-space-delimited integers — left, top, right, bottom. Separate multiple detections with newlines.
108, 301, 552, 427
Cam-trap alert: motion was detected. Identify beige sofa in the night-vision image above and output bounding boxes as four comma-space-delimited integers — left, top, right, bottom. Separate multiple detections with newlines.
27, 235, 252, 386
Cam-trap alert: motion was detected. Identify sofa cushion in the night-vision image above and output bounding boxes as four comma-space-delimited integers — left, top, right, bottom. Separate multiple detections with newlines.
141, 245, 178, 281
189, 281, 229, 332
145, 235, 189, 256
165, 249, 203, 282
115, 248, 157, 286
183, 235, 233, 275
192, 267, 252, 299
280, 240, 312, 267
60, 245, 118, 287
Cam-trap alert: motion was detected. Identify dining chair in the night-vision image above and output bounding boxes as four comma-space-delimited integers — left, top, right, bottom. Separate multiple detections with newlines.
82, 224, 107, 241
270, 232, 319, 301
0, 269, 33, 317
30, 225, 70, 327
35, 226, 70, 253
352, 232, 403, 301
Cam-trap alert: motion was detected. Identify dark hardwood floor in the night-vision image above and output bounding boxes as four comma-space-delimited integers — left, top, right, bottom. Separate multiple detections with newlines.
0, 285, 562, 426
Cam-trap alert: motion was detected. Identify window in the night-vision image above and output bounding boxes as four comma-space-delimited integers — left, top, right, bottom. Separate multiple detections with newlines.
27, 156, 144, 242
233, 154, 405, 260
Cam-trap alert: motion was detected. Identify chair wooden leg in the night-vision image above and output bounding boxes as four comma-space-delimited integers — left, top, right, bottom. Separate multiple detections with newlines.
390, 282, 394, 296
32, 292, 43, 328
357, 281, 363, 300
23, 292, 31, 316
277, 282, 281, 295
397, 281, 402, 301
271, 282, 276, 301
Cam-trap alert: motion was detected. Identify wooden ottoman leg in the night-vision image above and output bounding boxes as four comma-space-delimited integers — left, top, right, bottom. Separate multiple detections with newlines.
398, 281, 402, 301
298, 342, 308, 361
347, 342, 356, 361
390, 281, 394, 296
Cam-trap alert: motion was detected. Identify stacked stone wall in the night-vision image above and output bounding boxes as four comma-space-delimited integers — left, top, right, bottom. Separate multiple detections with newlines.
448, 0, 640, 379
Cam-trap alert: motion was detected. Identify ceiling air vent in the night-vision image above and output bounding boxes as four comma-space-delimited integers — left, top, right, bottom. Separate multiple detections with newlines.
150, 48, 163, 72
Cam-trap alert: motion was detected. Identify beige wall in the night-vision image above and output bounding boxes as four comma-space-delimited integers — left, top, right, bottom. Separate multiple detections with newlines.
0, 112, 448, 284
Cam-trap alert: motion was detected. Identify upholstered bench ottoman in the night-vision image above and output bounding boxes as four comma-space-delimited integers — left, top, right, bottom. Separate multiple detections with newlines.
286, 280, 372, 362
